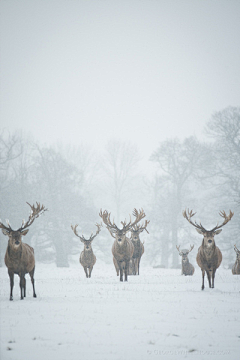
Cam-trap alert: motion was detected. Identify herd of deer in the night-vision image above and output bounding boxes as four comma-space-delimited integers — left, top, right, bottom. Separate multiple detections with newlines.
0, 202, 238, 301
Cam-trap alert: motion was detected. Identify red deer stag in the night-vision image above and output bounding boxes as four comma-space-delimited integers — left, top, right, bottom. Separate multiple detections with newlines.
129, 215, 150, 275
183, 209, 234, 290
0, 202, 47, 300
176, 245, 195, 276
99, 208, 146, 282
232, 244, 240, 275
71, 223, 102, 278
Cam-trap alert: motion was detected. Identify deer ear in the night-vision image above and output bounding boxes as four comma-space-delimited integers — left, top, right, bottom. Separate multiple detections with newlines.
21, 229, 29, 236
2, 229, 9, 236
214, 229, 222, 235
195, 228, 204, 235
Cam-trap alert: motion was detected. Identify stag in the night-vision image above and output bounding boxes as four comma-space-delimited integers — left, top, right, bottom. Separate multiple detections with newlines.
176, 245, 195, 276
183, 209, 234, 290
0, 202, 47, 300
71, 223, 102, 278
129, 217, 149, 275
232, 244, 240, 275
99, 208, 146, 281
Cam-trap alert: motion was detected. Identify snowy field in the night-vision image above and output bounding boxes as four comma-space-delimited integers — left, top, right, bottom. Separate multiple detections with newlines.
0, 260, 240, 360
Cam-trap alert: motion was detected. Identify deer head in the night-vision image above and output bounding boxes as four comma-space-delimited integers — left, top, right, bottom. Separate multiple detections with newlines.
71, 223, 102, 251
130, 216, 150, 242
0, 202, 47, 250
99, 208, 146, 246
176, 245, 194, 263
182, 209, 234, 248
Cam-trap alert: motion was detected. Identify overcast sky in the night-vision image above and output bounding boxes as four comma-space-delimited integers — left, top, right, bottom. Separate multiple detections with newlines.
1, 0, 240, 161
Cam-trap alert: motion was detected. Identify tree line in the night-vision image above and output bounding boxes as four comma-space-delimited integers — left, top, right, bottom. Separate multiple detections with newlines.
0, 106, 239, 268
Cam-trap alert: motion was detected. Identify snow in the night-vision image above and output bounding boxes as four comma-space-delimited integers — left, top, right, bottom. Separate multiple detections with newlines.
0, 260, 240, 360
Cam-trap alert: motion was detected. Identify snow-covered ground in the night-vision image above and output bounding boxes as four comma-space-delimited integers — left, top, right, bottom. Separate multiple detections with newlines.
0, 260, 240, 360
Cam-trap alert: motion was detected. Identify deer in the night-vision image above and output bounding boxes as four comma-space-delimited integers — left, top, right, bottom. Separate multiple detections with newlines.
71, 223, 102, 278
99, 208, 146, 282
183, 209, 234, 290
176, 245, 195, 276
232, 244, 240, 275
129, 217, 150, 275
0, 202, 47, 300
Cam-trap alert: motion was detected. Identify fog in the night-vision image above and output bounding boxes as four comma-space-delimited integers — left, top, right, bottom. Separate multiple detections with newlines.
1, 0, 240, 159
0, 1, 240, 268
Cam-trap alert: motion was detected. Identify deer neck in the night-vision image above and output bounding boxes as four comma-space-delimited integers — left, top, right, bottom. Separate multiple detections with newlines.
202, 239, 216, 259
8, 241, 22, 256
116, 238, 128, 253
182, 258, 190, 266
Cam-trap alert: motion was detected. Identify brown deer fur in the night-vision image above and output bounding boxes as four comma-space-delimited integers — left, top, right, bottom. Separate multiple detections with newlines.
176, 245, 195, 276
71, 223, 101, 278
130, 234, 145, 275
232, 245, 240, 275
99, 208, 146, 282
183, 209, 233, 290
1, 202, 47, 300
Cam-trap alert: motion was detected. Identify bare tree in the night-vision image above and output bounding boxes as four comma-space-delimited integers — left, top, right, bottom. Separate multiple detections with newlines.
205, 106, 240, 264
101, 140, 142, 223
150, 137, 209, 267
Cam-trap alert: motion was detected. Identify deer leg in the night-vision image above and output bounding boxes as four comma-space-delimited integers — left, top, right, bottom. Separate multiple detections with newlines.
137, 258, 140, 275
23, 277, 26, 297
206, 270, 212, 288
124, 261, 129, 281
19, 275, 25, 300
8, 270, 14, 301
84, 267, 89, 278
89, 266, 93, 278
211, 269, 216, 288
201, 269, 205, 290
118, 261, 123, 282
29, 267, 37, 298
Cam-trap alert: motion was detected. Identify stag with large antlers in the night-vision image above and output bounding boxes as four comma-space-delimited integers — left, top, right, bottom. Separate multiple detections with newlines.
99, 208, 146, 281
71, 223, 102, 278
176, 245, 195, 276
232, 244, 240, 275
183, 209, 234, 290
129, 215, 150, 275
0, 202, 47, 300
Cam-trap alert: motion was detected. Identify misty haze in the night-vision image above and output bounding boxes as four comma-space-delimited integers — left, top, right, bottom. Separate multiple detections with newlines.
0, 1, 240, 360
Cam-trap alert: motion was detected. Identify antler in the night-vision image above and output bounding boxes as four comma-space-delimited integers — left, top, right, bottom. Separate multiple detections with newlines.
187, 244, 194, 254
99, 209, 119, 236
71, 224, 83, 240
129, 208, 146, 230
71, 223, 102, 242
17, 202, 47, 232
89, 222, 102, 241
1, 202, 47, 233
234, 244, 240, 253
210, 210, 234, 232
182, 209, 207, 232
100, 208, 146, 235
176, 245, 183, 255
0, 219, 13, 234
132, 219, 150, 234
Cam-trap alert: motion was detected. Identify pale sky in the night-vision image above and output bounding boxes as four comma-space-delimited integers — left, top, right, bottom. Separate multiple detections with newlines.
1, 0, 240, 161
